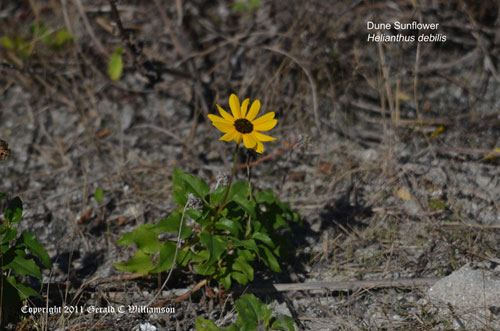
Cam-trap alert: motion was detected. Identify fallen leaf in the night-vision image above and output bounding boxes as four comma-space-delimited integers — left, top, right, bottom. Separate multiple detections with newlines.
96, 129, 111, 139
484, 147, 500, 161
397, 187, 411, 201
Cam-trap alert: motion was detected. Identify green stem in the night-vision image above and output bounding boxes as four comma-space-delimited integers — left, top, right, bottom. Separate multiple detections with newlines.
215, 143, 239, 218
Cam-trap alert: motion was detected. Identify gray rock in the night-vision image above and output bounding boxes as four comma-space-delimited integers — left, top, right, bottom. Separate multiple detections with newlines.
428, 261, 500, 329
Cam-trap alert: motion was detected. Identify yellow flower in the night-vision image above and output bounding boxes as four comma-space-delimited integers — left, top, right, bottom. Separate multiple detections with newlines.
208, 94, 277, 153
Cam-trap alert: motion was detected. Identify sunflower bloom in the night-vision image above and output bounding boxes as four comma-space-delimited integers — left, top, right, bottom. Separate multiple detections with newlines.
208, 94, 277, 153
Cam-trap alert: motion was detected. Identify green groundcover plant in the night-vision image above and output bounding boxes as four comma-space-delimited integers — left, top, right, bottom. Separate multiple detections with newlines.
0, 193, 52, 323
114, 94, 301, 290
1, 22, 72, 62
196, 294, 294, 331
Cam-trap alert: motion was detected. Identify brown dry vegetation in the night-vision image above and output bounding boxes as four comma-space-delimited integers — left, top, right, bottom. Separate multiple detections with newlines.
1, 0, 499, 330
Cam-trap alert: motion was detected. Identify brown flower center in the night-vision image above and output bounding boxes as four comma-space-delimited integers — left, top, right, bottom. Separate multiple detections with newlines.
234, 118, 253, 134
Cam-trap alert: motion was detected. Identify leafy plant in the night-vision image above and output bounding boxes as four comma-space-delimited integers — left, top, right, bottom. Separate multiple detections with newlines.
232, 0, 261, 12
196, 294, 295, 331
108, 47, 123, 81
114, 167, 300, 289
115, 94, 298, 289
1, 22, 73, 62
94, 187, 104, 203
429, 198, 447, 210
0, 193, 52, 323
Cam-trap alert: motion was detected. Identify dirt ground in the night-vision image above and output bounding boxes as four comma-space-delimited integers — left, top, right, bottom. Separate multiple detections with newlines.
1, 0, 499, 330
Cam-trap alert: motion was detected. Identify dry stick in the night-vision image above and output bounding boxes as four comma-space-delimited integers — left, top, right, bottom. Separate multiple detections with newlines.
241, 278, 439, 293
175, 0, 183, 26
262, 46, 321, 134
146, 198, 191, 307
439, 222, 500, 230
83, 273, 145, 287
376, 35, 395, 125
73, 0, 107, 56
414, 2, 423, 122
108, 0, 140, 67
152, 279, 208, 307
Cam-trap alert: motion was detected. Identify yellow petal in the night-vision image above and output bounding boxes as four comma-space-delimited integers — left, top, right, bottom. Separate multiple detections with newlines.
208, 114, 233, 126
243, 134, 257, 150
207, 114, 226, 123
253, 131, 276, 142
252, 112, 275, 125
212, 121, 235, 133
220, 130, 239, 142
229, 94, 241, 119
246, 99, 261, 121
241, 98, 250, 119
216, 105, 234, 122
254, 118, 277, 132
254, 141, 264, 153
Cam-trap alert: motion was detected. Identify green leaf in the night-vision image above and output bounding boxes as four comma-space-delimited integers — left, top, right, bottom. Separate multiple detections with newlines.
176, 248, 193, 267
192, 249, 209, 263
5, 197, 23, 224
181, 166, 211, 198
108, 47, 123, 81
50, 28, 72, 48
173, 167, 210, 205
271, 315, 295, 331
227, 181, 249, 202
232, 238, 258, 253
232, 256, 253, 282
232, 194, 256, 218
30, 23, 51, 43
154, 211, 192, 239
187, 209, 210, 227
232, 0, 261, 12
20, 231, 52, 269
237, 249, 255, 262
115, 224, 160, 254
429, 199, 447, 210
220, 273, 232, 290
274, 213, 288, 229
194, 262, 216, 276
251, 232, 274, 248
0, 227, 18, 245
14, 36, 32, 59
259, 246, 281, 272
94, 187, 104, 203
113, 250, 153, 274
254, 189, 275, 204
235, 294, 271, 330
187, 209, 202, 221
0, 192, 7, 200
210, 186, 226, 206
1, 36, 14, 50
200, 232, 228, 265
216, 218, 242, 236
2, 250, 42, 279
6, 276, 40, 300
151, 241, 176, 273
195, 318, 219, 331
230, 271, 248, 285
